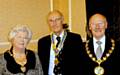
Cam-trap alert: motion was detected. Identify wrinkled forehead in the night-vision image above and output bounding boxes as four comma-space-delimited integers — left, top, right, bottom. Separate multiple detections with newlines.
89, 14, 106, 24
48, 12, 63, 20
16, 31, 28, 36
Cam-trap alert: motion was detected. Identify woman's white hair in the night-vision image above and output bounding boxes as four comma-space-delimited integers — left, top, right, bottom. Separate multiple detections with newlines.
8, 24, 32, 42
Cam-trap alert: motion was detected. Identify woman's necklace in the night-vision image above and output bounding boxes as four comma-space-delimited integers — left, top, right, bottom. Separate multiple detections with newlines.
85, 39, 115, 75
10, 50, 27, 73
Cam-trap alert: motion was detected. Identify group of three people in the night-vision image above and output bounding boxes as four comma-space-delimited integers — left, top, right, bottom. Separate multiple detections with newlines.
0, 10, 119, 75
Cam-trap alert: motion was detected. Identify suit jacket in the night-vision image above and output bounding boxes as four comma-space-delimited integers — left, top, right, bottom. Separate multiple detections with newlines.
38, 31, 84, 75
82, 36, 120, 75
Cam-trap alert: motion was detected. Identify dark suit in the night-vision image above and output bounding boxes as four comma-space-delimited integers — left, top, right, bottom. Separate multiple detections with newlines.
38, 31, 84, 75
82, 36, 120, 75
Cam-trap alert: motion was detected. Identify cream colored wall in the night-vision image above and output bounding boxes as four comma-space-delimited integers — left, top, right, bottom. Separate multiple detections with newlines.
53, 0, 69, 23
72, 0, 87, 40
0, 0, 87, 53
53, 0, 87, 41
0, 0, 50, 53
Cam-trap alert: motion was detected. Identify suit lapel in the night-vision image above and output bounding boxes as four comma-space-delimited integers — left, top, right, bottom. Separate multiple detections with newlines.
89, 37, 112, 59
46, 35, 51, 66
43, 35, 51, 74
102, 37, 111, 57
89, 38, 97, 58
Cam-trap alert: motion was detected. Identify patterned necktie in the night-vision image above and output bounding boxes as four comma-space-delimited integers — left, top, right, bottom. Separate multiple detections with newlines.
96, 41, 102, 59
54, 36, 61, 74
56, 36, 61, 48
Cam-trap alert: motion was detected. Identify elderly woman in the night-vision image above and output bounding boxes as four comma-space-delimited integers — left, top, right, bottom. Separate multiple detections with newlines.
0, 25, 43, 75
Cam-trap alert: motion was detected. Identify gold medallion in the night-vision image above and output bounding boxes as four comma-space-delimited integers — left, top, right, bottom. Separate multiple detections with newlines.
94, 66, 104, 75
54, 58, 59, 65
21, 66, 26, 72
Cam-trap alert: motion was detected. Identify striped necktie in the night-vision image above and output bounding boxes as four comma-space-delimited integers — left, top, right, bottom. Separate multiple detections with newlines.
96, 41, 102, 59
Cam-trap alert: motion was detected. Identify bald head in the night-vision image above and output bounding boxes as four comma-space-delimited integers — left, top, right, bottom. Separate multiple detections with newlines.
47, 10, 64, 21
89, 13, 107, 25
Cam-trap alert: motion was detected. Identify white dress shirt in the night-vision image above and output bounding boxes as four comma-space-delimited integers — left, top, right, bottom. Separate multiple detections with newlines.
48, 31, 64, 75
93, 35, 106, 56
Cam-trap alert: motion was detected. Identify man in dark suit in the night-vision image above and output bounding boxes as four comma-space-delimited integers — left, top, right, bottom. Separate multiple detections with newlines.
83, 13, 120, 75
38, 10, 83, 75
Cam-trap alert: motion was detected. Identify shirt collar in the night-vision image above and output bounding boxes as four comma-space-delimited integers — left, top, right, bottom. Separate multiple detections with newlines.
53, 30, 64, 40
93, 35, 106, 53
93, 35, 105, 44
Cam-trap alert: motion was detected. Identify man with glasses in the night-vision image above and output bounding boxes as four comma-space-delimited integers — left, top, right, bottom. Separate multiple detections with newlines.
83, 13, 120, 75
38, 10, 84, 75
